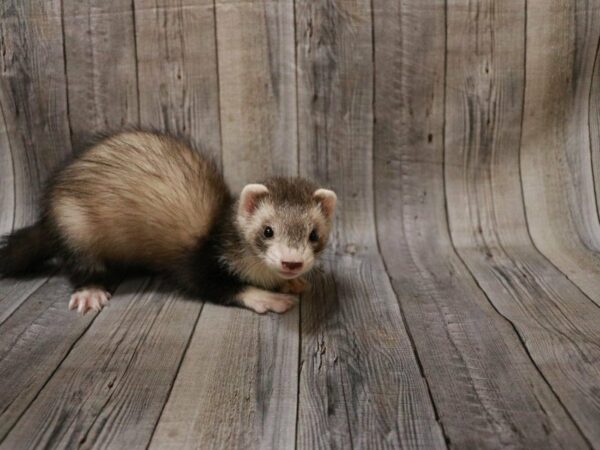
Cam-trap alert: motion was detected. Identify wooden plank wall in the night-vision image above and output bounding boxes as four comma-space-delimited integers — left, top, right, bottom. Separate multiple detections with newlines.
1, 0, 600, 448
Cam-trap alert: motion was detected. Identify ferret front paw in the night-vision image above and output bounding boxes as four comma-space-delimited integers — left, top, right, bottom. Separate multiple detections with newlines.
281, 277, 309, 294
238, 287, 298, 314
68, 286, 111, 314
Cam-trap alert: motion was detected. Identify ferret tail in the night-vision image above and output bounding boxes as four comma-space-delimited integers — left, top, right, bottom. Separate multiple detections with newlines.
0, 220, 56, 276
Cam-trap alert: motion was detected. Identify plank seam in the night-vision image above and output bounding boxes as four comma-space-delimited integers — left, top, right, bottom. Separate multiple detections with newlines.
294, 298, 301, 450
146, 298, 206, 449
370, 0, 448, 446
293, 0, 300, 178
212, 0, 224, 171
292, 1, 301, 447
587, 29, 600, 225
131, 0, 141, 126
0, 99, 16, 232
59, 0, 73, 150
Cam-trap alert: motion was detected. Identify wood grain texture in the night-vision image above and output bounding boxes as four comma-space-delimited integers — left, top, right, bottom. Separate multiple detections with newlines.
0, 277, 97, 442
3, 1, 600, 449
135, 0, 221, 162
444, 0, 600, 445
296, 0, 376, 249
298, 256, 446, 449
591, 26, 600, 218
216, 0, 297, 191
0, 0, 72, 227
0, 276, 53, 325
63, 0, 139, 150
150, 303, 299, 449
0, 115, 14, 234
0, 279, 202, 450
521, 2, 600, 306
0, 2, 74, 440
149, 2, 300, 447
296, 1, 445, 448
373, 0, 588, 447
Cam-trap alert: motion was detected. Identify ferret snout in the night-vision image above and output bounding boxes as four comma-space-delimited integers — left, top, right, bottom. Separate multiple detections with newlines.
267, 243, 310, 276
282, 260, 303, 271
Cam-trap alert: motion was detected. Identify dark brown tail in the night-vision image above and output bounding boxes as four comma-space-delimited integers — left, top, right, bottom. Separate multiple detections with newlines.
0, 221, 56, 276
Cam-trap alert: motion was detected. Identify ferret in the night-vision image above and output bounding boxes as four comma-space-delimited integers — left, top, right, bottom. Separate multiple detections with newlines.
0, 130, 337, 314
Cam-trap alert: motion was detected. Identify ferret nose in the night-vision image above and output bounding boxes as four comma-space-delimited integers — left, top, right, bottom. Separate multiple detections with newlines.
282, 261, 303, 271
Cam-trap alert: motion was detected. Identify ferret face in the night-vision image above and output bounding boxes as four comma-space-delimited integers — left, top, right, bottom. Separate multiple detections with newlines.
237, 179, 337, 280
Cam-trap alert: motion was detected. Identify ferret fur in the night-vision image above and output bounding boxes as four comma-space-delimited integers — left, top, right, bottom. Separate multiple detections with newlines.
0, 130, 337, 314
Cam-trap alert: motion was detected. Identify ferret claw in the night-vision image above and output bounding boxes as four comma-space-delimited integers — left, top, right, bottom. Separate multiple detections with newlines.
69, 287, 111, 315
281, 277, 309, 295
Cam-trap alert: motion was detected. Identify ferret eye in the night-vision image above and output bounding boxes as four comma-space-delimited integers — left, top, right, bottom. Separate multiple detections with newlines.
264, 226, 274, 238
309, 228, 319, 242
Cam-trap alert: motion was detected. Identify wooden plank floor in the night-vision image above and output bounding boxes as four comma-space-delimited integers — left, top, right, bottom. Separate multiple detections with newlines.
2, 0, 600, 448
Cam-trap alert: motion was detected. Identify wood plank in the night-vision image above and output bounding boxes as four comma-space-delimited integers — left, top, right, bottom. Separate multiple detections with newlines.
0, 4, 76, 442
373, 0, 588, 447
150, 304, 298, 449
299, 255, 446, 449
0, 0, 70, 326
0, 276, 97, 442
62, 0, 139, 150
0, 114, 14, 235
591, 28, 600, 215
296, 1, 445, 447
216, 0, 297, 191
150, 1, 300, 446
0, 276, 52, 325
0, 0, 72, 228
0, 279, 202, 449
445, 0, 600, 445
296, 0, 375, 248
521, 1, 600, 305
135, 0, 222, 163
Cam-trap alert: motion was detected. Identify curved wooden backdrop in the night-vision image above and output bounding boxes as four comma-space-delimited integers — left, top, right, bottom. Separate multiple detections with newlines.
0, 0, 599, 448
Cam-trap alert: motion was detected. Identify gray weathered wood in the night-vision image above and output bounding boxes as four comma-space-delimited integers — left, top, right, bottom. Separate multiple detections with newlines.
445, 1, 600, 445
0, 279, 202, 449
299, 256, 447, 449
0, 0, 71, 325
216, 0, 297, 191
150, 303, 299, 449
0, 277, 97, 441
2, 1, 600, 448
296, 1, 445, 448
591, 29, 600, 217
521, 1, 600, 306
0, 2, 75, 439
0, 276, 53, 325
0, 0, 72, 228
0, 118, 14, 235
63, 0, 139, 149
373, 0, 588, 447
149, 2, 300, 447
135, 0, 222, 163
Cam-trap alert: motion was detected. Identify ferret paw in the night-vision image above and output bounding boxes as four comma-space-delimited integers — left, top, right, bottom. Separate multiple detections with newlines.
68, 286, 111, 314
281, 277, 309, 295
238, 287, 298, 314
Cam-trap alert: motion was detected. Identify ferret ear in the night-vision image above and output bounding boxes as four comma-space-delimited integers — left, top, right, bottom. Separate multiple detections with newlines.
313, 188, 337, 219
239, 184, 269, 217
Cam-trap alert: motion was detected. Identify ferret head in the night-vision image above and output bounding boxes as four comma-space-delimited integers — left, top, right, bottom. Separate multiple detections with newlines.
236, 177, 337, 280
